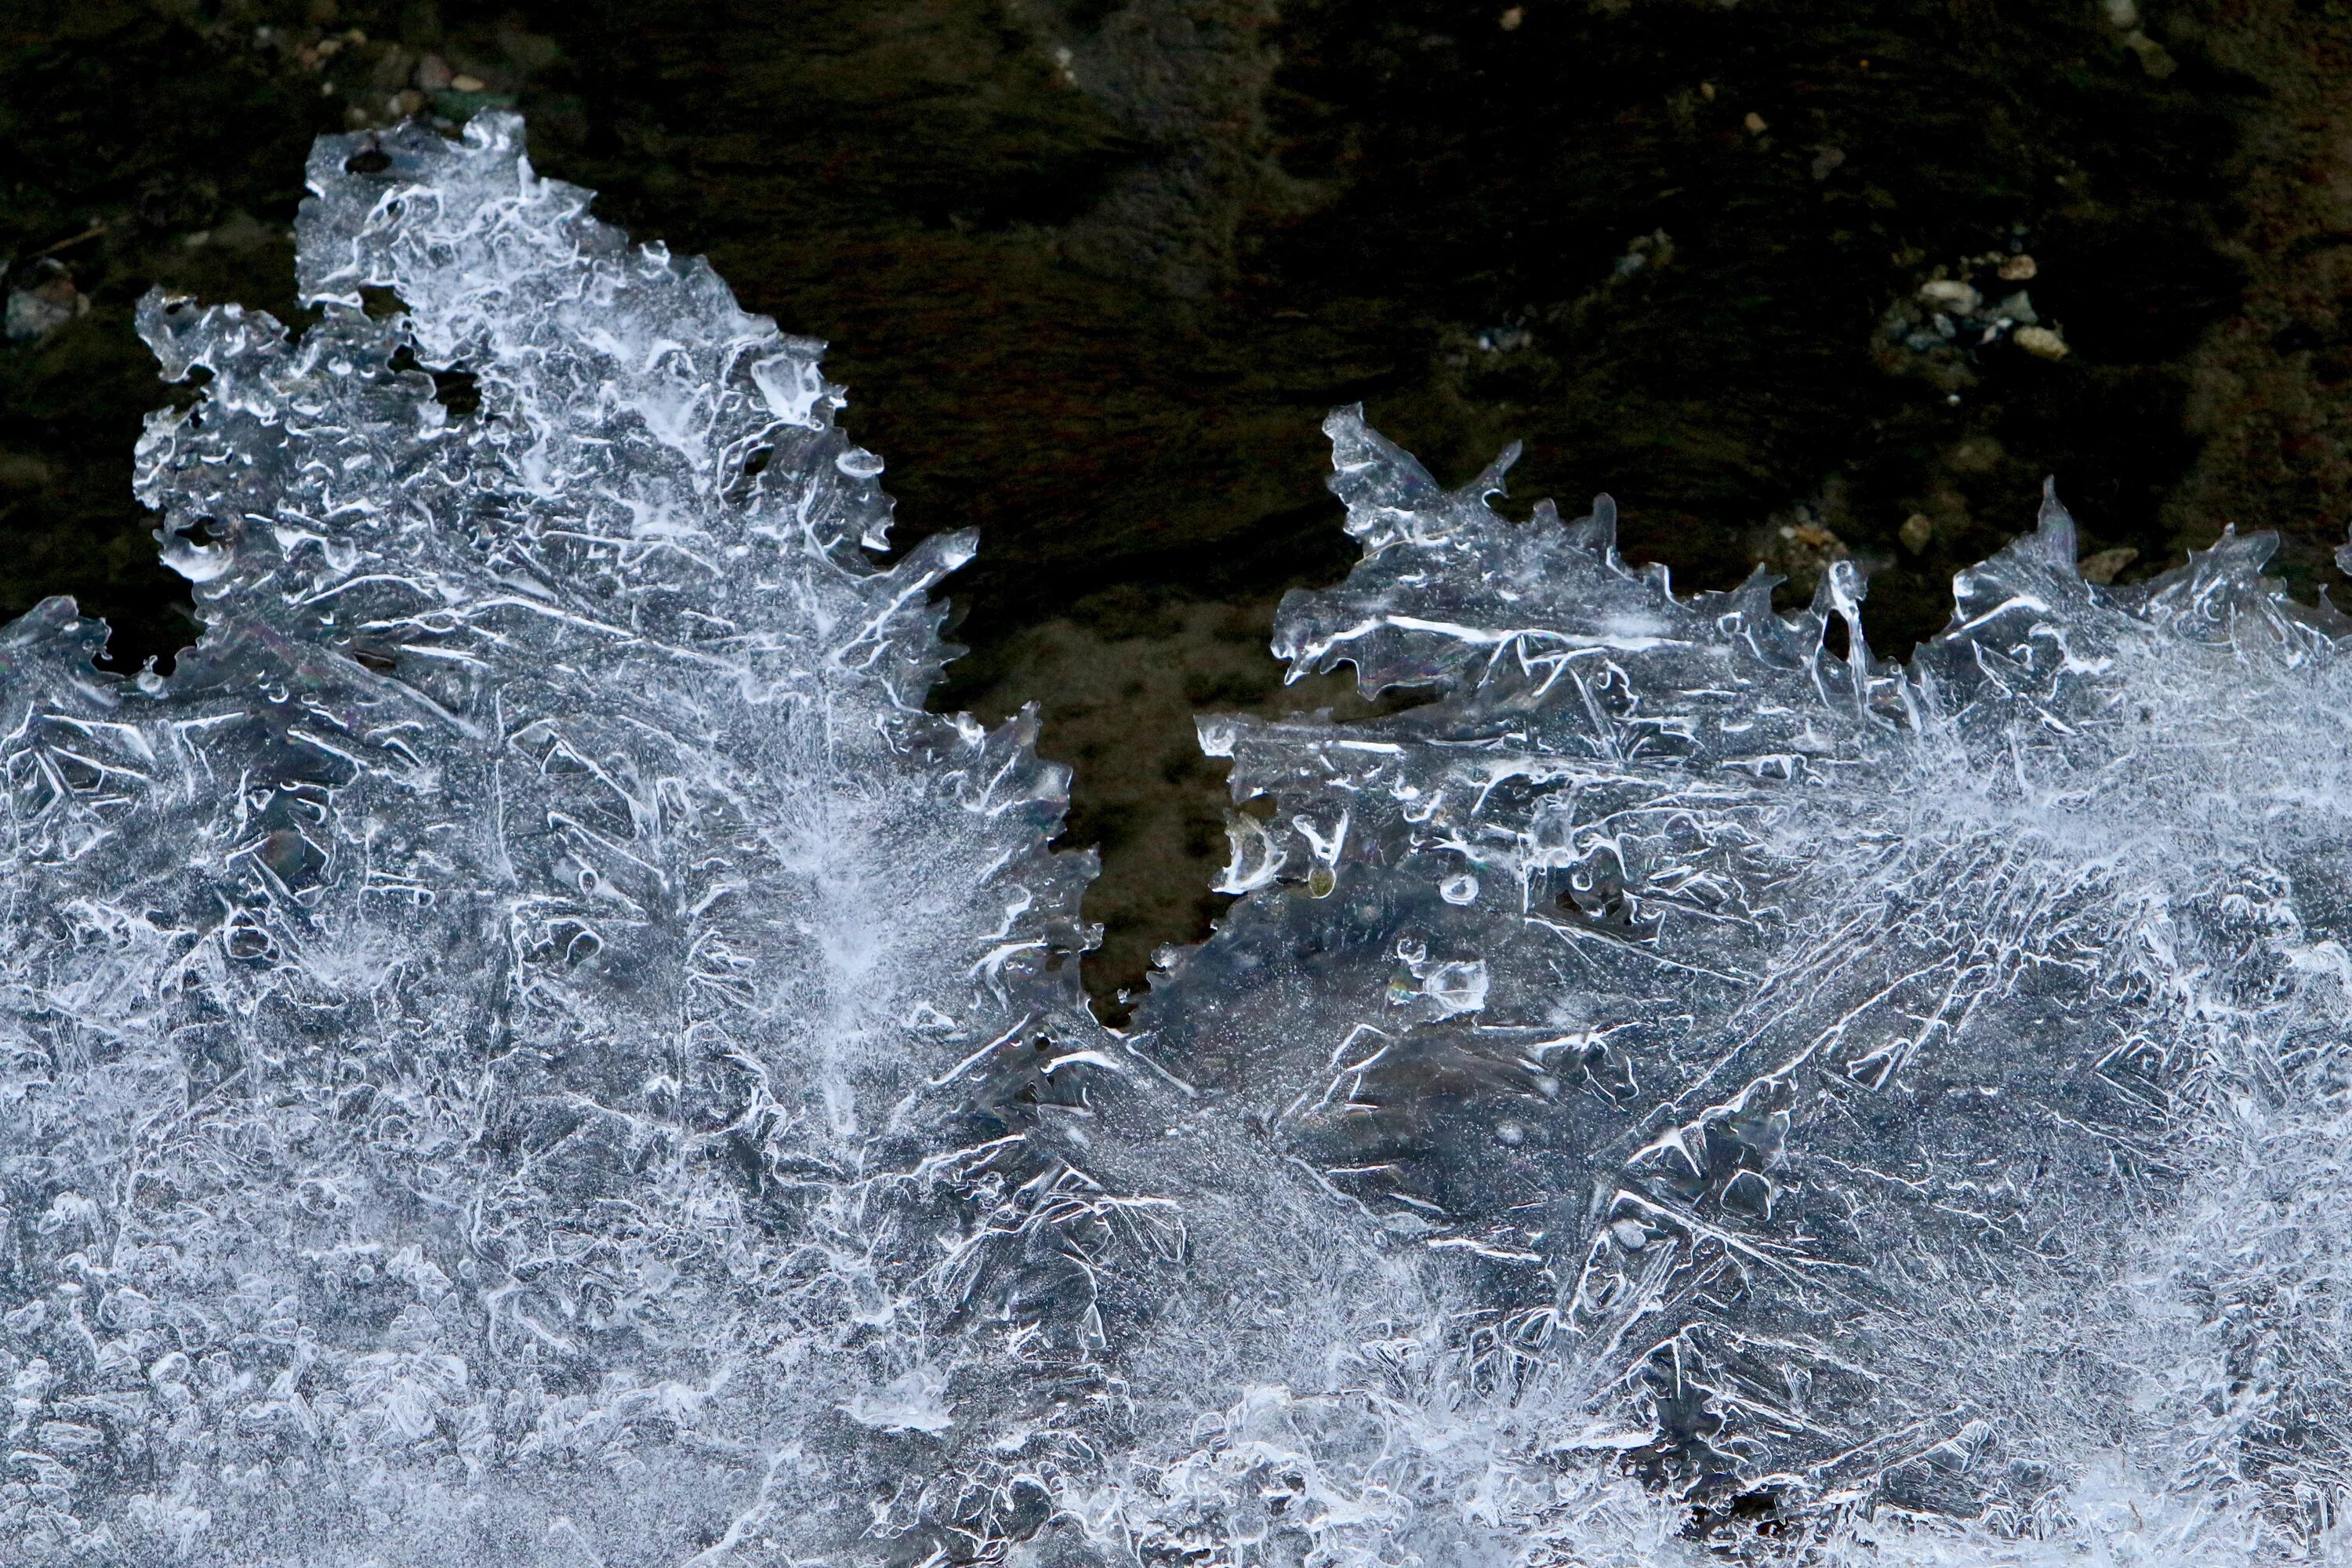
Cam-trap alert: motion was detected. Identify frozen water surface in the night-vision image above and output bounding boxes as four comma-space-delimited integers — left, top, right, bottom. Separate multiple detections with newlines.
2, 113, 2350, 1565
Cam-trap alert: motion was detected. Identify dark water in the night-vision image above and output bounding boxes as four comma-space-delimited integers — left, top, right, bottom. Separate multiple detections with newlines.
2, 0, 2333, 1007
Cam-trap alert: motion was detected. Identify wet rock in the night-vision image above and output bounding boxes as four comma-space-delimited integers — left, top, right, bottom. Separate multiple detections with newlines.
1613, 229, 1672, 278
2078, 546, 2138, 584
1757, 505, 1850, 593
370, 45, 416, 93
1918, 278, 1980, 313
4, 268, 88, 343
413, 53, 452, 92
494, 25, 561, 72
1998, 254, 2038, 281
1948, 436, 2003, 474
1899, 512, 1935, 553
0, 454, 52, 491
2122, 31, 2178, 79
2015, 325, 2071, 360
207, 211, 276, 252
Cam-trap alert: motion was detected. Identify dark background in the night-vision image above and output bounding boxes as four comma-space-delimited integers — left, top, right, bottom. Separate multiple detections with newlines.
7, 0, 2350, 1011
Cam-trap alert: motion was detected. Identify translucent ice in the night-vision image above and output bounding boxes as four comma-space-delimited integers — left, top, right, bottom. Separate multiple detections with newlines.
0, 114, 1109, 1563
4, 112, 2350, 1566
1138, 411, 2352, 1563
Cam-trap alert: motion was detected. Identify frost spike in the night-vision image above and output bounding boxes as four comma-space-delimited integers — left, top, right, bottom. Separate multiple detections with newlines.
1567, 492, 1619, 554
2031, 473, 2081, 573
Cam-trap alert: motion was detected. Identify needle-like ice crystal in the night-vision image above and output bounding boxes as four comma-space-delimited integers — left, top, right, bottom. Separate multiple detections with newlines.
3, 113, 2350, 1566
1139, 413, 2352, 1565
2, 114, 1111, 1563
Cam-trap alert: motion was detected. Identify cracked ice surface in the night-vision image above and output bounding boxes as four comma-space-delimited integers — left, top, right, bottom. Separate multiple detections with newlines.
4, 111, 2351, 1566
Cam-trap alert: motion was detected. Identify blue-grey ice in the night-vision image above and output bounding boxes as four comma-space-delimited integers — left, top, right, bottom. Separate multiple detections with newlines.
2, 113, 2347, 1566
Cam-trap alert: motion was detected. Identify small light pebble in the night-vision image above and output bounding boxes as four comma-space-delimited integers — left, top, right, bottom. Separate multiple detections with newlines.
2015, 325, 2071, 361
1918, 278, 1980, 313
2078, 546, 2138, 586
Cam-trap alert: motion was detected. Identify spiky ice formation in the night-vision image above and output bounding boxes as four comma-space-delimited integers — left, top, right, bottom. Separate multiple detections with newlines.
0, 114, 1116, 1563
1131, 406, 2352, 1563
8, 110, 2352, 1568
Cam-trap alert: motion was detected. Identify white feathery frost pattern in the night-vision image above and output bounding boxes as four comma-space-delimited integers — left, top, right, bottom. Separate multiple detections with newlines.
1, 112, 2349, 1566
0, 113, 1118, 1564
1137, 410, 2352, 1564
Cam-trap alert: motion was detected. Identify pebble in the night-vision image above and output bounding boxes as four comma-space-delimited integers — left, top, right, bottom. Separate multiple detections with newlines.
1918, 278, 1980, 314
2122, 31, 2177, 78
1900, 513, 1935, 553
208, 211, 276, 252
1998, 254, 2037, 281
0, 454, 52, 489
450, 73, 487, 93
4, 274, 87, 342
2015, 325, 2071, 360
1744, 111, 1769, 135
1498, 6, 1523, 29
2078, 546, 2138, 585
413, 53, 452, 91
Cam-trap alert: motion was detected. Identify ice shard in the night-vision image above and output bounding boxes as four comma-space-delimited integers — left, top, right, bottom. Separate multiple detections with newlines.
4, 111, 2350, 1566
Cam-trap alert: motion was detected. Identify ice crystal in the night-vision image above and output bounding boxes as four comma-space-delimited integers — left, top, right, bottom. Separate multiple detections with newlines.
1137, 412, 2352, 1564
0, 114, 1109, 1563
4, 111, 2352, 1566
